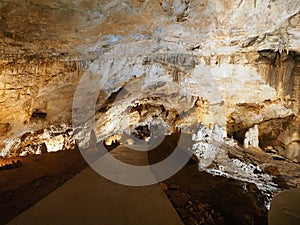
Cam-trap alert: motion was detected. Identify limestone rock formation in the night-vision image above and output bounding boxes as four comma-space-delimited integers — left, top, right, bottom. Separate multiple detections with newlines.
0, 1, 299, 207
0, 0, 298, 157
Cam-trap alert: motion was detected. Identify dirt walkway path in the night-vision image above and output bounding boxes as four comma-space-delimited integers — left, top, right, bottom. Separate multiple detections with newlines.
6, 145, 183, 225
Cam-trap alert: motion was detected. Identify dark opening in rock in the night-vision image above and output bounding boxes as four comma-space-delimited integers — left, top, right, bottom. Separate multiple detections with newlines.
133, 125, 151, 140
30, 109, 47, 120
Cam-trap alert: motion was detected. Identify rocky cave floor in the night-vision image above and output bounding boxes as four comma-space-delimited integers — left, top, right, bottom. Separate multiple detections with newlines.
0, 134, 299, 225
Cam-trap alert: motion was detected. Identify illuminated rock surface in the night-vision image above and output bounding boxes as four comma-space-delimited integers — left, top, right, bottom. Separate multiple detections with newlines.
0, 1, 300, 225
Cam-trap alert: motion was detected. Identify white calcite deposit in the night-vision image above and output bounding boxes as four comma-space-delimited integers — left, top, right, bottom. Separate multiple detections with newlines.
244, 125, 259, 148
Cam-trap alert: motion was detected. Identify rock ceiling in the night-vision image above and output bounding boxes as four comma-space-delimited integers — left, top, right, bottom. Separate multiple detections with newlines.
0, 0, 299, 59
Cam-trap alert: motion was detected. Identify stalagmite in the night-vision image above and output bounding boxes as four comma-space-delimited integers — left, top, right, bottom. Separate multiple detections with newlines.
244, 125, 259, 148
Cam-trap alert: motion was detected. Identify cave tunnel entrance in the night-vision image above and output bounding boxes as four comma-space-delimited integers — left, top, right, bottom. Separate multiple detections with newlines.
132, 125, 151, 141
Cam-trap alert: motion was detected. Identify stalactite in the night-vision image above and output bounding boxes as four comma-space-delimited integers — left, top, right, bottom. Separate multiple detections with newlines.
237, 0, 243, 8
279, 40, 283, 54
33, 64, 36, 77
16, 90, 21, 100
246, 52, 252, 65
73, 61, 76, 72
286, 37, 290, 55
43, 63, 47, 83
229, 55, 234, 64
43, 63, 46, 77
2, 70, 6, 96
19, 65, 23, 74
173, 67, 179, 82
76, 61, 80, 82
205, 56, 210, 65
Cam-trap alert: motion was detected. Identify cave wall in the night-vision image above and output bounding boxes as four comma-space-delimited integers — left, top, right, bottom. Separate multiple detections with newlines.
0, 0, 299, 157
0, 59, 90, 139
258, 51, 300, 114
1, 50, 295, 157
256, 51, 300, 161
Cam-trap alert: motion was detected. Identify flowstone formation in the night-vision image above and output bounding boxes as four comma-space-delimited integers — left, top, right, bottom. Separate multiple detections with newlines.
0, 0, 300, 213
